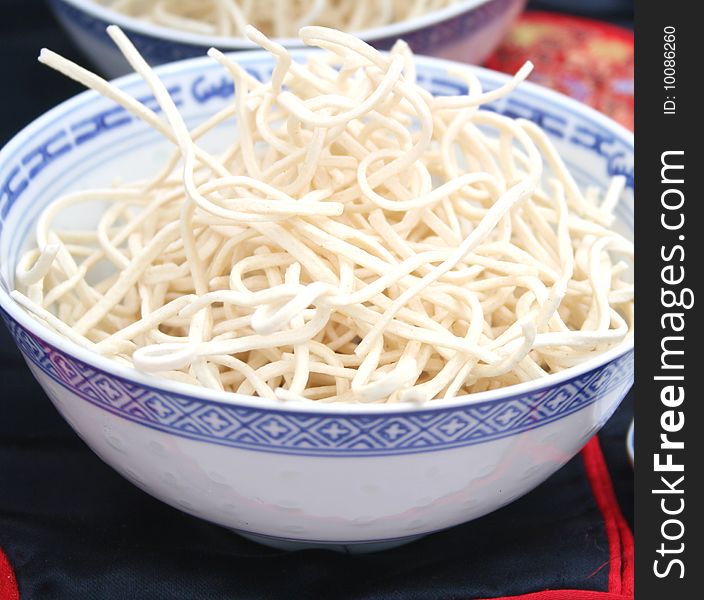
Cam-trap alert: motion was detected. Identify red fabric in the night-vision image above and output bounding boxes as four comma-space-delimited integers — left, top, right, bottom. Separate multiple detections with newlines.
581, 438, 634, 597
485, 11, 634, 130
482, 437, 634, 600
0, 546, 19, 600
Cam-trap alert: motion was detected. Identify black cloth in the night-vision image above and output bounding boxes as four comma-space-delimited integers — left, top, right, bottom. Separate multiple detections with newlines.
0, 2, 633, 598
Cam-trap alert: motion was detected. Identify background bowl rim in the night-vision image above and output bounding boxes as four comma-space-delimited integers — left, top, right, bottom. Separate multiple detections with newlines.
0, 48, 634, 416
59, 0, 495, 48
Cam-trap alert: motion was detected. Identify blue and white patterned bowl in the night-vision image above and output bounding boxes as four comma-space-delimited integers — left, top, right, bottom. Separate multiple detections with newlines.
49, 0, 526, 77
0, 51, 633, 552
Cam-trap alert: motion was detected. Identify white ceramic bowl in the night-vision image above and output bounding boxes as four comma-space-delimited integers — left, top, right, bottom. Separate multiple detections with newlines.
48, 0, 526, 77
0, 51, 634, 553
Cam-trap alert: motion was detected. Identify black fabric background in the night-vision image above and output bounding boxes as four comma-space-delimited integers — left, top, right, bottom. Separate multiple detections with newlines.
0, 1, 634, 598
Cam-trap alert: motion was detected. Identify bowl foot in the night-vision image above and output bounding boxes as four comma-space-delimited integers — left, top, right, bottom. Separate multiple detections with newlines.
232, 529, 426, 553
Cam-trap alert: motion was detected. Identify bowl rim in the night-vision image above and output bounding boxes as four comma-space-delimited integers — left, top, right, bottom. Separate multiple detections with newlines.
59, 0, 496, 48
0, 48, 634, 416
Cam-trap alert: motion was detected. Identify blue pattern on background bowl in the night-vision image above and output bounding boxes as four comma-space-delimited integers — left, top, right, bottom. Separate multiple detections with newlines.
0, 51, 633, 552
49, 0, 526, 77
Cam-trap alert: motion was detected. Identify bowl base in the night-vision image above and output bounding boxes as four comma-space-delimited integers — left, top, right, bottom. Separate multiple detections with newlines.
232, 530, 426, 553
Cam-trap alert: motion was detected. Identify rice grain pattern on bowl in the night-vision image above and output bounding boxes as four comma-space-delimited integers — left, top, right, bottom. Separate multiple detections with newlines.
0, 49, 633, 552
49, 0, 527, 77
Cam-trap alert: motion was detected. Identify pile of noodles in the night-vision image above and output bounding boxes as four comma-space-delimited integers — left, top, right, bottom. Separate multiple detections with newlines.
14, 26, 634, 403
97, 0, 460, 38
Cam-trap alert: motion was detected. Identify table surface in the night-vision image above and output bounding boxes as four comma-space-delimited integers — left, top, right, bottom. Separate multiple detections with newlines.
0, 2, 633, 599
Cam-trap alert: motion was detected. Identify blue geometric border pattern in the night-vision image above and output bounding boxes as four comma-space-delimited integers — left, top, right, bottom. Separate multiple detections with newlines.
2, 312, 634, 457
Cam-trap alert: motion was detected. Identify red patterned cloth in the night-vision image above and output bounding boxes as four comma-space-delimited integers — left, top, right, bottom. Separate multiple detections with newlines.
486, 11, 634, 130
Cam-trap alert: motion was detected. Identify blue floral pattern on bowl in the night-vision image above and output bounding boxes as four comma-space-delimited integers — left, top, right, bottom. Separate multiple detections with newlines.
3, 315, 634, 456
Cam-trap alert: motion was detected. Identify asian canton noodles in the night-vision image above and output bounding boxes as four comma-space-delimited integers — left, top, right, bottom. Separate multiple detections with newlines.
13, 25, 634, 404
94, 0, 460, 38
